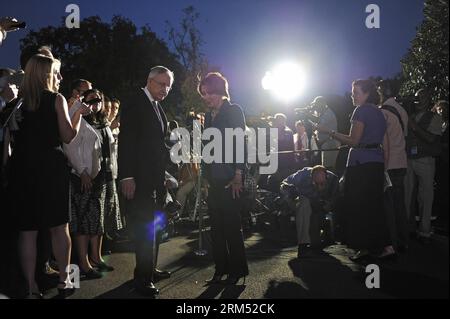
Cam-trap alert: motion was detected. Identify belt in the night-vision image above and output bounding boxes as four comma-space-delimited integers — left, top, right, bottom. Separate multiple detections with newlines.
354, 143, 382, 149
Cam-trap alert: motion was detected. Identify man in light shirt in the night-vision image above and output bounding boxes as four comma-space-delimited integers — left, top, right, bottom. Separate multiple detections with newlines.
378, 80, 409, 251
310, 96, 339, 170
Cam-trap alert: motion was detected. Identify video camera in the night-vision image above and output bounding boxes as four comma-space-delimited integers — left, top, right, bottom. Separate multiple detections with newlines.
294, 105, 320, 124
397, 95, 419, 115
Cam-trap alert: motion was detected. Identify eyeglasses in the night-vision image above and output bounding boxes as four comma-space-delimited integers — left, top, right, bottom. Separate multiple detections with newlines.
152, 79, 172, 91
85, 98, 102, 105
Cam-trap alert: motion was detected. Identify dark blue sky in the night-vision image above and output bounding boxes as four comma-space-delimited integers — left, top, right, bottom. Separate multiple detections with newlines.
0, 0, 424, 111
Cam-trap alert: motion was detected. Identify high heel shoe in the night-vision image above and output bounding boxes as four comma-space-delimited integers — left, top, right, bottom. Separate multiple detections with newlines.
57, 281, 75, 298
91, 261, 114, 272
81, 268, 103, 279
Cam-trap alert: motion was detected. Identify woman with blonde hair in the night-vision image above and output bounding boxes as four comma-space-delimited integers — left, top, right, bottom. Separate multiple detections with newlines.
8, 54, 88, 298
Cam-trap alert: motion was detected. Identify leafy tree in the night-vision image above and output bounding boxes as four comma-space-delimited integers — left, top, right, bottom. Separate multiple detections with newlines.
166, 6, 209, 119
400, 0, 449, 103
20, 15, 185, 115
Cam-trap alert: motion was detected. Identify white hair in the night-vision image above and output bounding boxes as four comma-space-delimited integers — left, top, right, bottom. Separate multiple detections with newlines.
274, 113, 287, 120
147, 66, 174, 83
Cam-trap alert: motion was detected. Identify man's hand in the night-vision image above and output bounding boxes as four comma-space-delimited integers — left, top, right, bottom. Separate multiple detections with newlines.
72, 99, 91, 116
2, 84, 18, 103
80, 171, 92, 193
121, 178, 136, 200
314, 123, 331, 134
110, 118, 120, 130
225, 173, 243, 199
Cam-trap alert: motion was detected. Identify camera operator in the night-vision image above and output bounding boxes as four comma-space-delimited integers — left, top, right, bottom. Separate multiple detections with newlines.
267, 113, 296, 192
309, 96, 340, 170
280, 165, 339, 258
1, 69, 19, 188
405, 89, 443, 244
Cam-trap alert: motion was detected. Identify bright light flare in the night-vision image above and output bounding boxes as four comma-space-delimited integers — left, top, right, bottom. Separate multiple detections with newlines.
261, 62, 306, 103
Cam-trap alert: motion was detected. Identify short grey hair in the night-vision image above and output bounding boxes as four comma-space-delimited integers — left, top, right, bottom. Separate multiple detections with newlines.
274, 113, 287, 121
147, 65, 174, 83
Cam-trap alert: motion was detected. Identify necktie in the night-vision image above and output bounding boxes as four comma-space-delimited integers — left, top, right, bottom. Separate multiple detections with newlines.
152, 101, 164, 132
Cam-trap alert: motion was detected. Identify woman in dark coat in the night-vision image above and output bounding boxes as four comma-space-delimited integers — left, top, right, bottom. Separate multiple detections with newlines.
198, 72, 249, 285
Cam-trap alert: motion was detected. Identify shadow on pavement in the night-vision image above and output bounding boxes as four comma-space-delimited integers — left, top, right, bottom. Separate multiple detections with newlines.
196, 284, 224, 299
263, 280, 308, 299
266, 255, 378, 299
95, 280, 156, 299
219, 285, 246, 299
377, 266, 449, 299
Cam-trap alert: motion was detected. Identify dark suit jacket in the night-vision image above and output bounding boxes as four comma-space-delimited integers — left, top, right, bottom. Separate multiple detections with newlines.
203, 100, 246, 186
118, 88, 168, 211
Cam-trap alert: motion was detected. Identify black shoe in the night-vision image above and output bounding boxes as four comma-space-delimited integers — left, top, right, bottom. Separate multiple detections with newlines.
134, 281, 159, 296
57, 281, 75, 298
205, 273, 224, 284
81, 268, 103, 279
297, 244, 319, 259
154, 269, 171, 280
91, 261, 114, 272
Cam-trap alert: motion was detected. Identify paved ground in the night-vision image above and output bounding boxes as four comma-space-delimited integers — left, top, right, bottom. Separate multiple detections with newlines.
37, 221, 449, 299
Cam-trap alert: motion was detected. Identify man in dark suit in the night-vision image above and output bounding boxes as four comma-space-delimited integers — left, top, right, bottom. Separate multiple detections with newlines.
118, 66, 173, 296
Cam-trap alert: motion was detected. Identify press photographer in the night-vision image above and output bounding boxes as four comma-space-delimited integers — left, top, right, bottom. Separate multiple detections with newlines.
280, 165, 339, 258
298, 96, 339, 170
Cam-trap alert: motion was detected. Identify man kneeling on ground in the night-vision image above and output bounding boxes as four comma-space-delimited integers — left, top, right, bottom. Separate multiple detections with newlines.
280, 165, 339, 258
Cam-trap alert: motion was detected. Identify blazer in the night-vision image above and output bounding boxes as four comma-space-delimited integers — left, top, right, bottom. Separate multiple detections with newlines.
118, 88, 168, 207
203, 100, 246, 185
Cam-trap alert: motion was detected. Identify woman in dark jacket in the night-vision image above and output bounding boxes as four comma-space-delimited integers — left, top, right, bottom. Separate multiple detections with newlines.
198, 72, 249, 284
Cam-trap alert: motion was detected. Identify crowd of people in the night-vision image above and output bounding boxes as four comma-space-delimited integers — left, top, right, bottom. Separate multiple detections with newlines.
0, 46, 129, 298
0, 41, 448, 299
263, 79, 448, 262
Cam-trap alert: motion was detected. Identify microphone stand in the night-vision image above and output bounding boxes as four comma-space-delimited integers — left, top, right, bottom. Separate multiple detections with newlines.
193, 164, 207, 256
